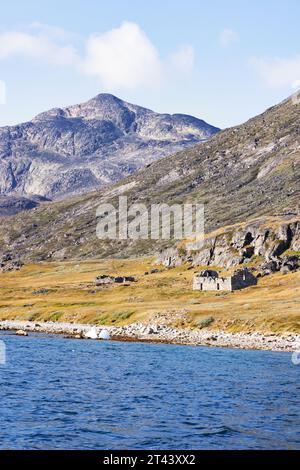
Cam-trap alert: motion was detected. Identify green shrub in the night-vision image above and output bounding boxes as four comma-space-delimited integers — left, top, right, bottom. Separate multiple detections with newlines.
48, 311, 64, 321
197, 316, 215, 329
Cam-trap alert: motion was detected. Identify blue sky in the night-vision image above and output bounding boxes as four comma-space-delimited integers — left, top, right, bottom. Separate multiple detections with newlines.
0, 0, 299, 128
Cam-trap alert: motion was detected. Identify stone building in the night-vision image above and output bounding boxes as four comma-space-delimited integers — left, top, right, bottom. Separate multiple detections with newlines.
193, 268, 257, 292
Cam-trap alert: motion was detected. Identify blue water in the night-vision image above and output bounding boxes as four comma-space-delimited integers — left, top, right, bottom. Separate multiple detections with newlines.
0, 332, 299, 450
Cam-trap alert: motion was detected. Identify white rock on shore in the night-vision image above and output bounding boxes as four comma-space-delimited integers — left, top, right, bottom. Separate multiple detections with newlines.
98, 329, 110, 340
84, 327, 98, 339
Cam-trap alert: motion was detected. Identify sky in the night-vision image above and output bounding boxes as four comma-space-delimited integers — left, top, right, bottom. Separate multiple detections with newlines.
0, 0, 299, 128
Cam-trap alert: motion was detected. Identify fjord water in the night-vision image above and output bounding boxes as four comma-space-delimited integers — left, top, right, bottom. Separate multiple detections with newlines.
0, 332, 299, 450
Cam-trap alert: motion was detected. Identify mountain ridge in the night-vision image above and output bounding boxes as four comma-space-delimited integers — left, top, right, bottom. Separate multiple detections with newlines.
0, 93, 219, 214
0, 93, 299, 262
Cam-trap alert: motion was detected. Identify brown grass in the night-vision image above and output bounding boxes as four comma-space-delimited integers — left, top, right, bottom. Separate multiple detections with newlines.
0, 258, 299, 334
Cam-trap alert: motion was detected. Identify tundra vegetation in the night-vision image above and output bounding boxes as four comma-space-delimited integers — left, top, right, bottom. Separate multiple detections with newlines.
0, 258, 299, 334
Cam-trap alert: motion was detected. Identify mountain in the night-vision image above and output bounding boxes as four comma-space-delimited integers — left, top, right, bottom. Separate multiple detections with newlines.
0, 93, 219, 214
0, 94, 299, 262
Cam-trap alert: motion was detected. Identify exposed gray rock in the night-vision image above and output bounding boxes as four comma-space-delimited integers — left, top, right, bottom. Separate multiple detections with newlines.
157, 247, 182, 267
193, 220, 299, 270
158, 218, 300, 271
0, 93, 219, 213
261, 260, 280, 274
95, 275, 115, 285
281, 255, 299, 272
0, 254, 23, 272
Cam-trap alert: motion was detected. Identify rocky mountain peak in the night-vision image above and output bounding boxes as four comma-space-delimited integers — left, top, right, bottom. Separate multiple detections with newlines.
65, 93, 138, 123
0, 94, 219, 213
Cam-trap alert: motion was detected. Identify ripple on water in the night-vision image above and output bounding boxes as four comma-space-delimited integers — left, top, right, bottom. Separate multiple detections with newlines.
0, 332, 299, 450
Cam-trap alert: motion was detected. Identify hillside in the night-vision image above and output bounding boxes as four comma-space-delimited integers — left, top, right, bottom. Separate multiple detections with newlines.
0, 94, 299, 262
0, 93, 218, 214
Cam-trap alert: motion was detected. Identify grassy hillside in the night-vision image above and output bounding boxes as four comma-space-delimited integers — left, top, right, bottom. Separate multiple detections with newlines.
0, 259, 299, 334
0, 95, 299, 261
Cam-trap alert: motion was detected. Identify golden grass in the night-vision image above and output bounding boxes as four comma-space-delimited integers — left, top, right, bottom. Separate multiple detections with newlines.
0, 258, 299, 334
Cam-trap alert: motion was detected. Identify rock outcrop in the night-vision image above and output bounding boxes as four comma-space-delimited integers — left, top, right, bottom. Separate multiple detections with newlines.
159, 217, 300, 272
0, 253, 23, 272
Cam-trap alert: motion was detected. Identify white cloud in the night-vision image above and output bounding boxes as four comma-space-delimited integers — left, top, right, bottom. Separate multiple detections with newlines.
0, 31, 78, 66
0, 22, 196, 91
251, 55, 300, 88
83, 22, 163, 90
29, 22, 75, 41
169, 45, 195, 74
219, 28, 238, 47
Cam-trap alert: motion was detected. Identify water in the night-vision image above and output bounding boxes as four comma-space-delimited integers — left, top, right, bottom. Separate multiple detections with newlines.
0, 332, 299, 450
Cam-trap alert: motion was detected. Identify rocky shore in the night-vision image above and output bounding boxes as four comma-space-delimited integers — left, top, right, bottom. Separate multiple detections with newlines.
0, 320, 299, 352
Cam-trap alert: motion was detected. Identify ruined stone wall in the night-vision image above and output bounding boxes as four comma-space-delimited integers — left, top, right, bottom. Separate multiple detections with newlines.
193, 276, 232, 291
193, 268, 257, 292
231, 270, 257, 290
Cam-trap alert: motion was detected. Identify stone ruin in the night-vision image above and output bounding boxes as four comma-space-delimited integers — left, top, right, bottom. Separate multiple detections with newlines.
95, 275, 136, 286
193, 268, 257, 292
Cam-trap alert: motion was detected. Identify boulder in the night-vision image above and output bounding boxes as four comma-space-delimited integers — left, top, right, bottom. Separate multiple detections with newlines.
15, 330, 28, 336
0, 258, 23, 272
95, 275, 115, 285
98, 330, 111, 340
261, 260, 280, 273
281, 255, 299, 272
84, 327, 98, 339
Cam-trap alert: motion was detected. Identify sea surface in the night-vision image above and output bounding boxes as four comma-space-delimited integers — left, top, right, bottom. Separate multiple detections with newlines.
0, 331, 299, 449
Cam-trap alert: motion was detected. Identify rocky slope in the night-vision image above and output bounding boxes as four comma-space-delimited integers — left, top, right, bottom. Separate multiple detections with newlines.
0, 94, 299, 262
0, 93, 219, 213
158, 216, 300, 273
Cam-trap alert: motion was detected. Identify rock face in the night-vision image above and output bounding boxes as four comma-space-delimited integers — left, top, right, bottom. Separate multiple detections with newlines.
190, 218, 300, 269
0, 93, 219, 213
159, 217, 300, 272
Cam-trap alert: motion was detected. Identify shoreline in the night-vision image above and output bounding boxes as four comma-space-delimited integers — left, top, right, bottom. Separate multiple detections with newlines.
0, 320, 299, 352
